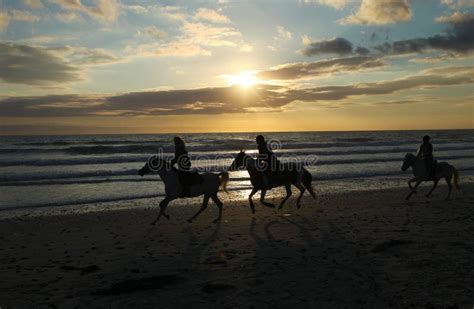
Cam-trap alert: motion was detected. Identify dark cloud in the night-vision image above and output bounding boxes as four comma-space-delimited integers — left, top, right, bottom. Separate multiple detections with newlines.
302, 38, 353, 56
0, 42, 80, 85
374, 15, 474, 54
257, 56, 386, 80
355, 46, 370, 55
1, 66, 473, 117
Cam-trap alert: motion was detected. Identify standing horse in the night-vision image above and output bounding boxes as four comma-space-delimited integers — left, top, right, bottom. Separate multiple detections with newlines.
401, 153, 460, 200
138, 155, 229, 224
229, 150, 316, 213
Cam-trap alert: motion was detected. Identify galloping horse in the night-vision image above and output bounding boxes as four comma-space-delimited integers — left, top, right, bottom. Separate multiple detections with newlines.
229, 150, 316, 213
401, 153, 460, 200
138, 155, 229, 224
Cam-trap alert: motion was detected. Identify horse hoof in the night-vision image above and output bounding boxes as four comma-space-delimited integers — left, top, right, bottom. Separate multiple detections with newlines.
297, 204, 301, 209
187, 219, 192, 223
213, 219, 220, 223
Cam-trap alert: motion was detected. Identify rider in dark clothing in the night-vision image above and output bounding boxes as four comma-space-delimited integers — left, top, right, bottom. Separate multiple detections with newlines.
171, 136, 191, 171
417, 135, 434, 179
256, 135, 280, 187
171, 136, 197, 196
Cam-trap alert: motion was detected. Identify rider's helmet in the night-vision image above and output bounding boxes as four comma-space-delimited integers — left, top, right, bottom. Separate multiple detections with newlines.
423, 135, 430, 143
256, 135, 265, 145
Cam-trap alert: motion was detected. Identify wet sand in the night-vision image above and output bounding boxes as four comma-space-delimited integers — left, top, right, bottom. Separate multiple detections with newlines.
0, 184, 473, 308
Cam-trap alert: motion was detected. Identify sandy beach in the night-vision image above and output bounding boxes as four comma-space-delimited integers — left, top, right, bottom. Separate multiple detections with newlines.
1, 184, 473, 308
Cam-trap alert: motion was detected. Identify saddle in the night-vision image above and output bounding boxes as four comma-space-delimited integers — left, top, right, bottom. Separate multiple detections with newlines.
176, 170, 203, 197
266, 168, 297, 189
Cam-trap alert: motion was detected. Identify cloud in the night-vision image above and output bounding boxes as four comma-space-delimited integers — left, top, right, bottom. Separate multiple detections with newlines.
20, 35, 58, 44
302, 0, 350, 9
23, 0, 44, 9
257, 56, 386, 80
50, 0, 119, 22
127, 20, 244, 57
48, 45, 119, 65
302, 38, 353, 56
121, 4, 147, 14
435, 11, 474, 23
56, 12, 83, 23
0, 42, 80, 85
441, 0, 474, 8
0, 12, 9, 31
159, 6, 187, 21
140, 26, 167, 39
2, 66, 473, 116
341, 0, 412, 25
194, 8, 231, 23
275, 26, 292, 40
374, 15, 474, 54
9, 9, 41, 22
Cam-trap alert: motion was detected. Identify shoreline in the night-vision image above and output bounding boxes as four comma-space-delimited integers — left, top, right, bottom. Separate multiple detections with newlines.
1, 184, 473, 307
1, 175, 473, 217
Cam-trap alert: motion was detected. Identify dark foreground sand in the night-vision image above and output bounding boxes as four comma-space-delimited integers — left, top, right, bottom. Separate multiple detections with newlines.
0, 184, 473, 308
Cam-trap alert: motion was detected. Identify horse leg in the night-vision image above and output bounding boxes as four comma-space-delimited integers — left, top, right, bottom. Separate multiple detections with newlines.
260, 189, 275, 208
408, 177, 417, 193
278, 184, 292, 210
210, 194, 223, 223
187, 194, 210, 223
445, 176, 452, 200
248, 188, 258, 214
426, 179, 439, 197
294, 183, 305, 209
151, 197, 171, 225
406, 180, 421, 200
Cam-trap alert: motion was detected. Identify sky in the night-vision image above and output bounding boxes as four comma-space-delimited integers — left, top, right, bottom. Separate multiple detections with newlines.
0, 0, 473, 135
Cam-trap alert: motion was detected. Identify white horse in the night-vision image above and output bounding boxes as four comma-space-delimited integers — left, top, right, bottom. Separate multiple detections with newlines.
229, 150, 316, 213
138, 155, 229, 224
401, 153, 460, 200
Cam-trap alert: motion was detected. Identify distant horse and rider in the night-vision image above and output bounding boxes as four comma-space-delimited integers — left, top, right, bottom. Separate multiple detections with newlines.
138, 134, 460, 224
402, 135, 460, 200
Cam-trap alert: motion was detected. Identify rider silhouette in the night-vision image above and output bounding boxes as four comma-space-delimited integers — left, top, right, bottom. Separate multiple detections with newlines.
417, 135, 434, 179
170, 136, 196, 196
171, 136, 191, 171
256, 135, 280, 187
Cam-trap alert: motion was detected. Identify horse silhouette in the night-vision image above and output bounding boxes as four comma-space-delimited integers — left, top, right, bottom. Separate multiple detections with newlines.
229, 150, 315, 213
401, 153, 460, 200
138, 155, 229, 224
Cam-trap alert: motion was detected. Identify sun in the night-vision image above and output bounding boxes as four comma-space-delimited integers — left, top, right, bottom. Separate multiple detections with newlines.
227, 72, 259, 88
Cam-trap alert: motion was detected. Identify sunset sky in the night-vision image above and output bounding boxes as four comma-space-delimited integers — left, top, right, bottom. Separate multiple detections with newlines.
0, 0, 473, 135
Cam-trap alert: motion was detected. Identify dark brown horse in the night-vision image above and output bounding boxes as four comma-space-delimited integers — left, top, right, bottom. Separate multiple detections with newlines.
229, 150, 315, 213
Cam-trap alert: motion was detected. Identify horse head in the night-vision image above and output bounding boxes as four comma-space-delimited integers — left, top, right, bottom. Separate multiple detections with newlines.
229, 149, 251, 171
138, 155, 167, 176
401, 153, 416, 171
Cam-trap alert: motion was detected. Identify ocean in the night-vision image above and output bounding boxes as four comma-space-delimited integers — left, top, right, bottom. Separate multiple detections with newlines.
0, 130, 473, 210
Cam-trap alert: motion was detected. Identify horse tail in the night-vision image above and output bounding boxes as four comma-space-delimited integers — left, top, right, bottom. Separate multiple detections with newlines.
219, 172, 229, 193
302, 169, 316, 199
453, 167, 460, 190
